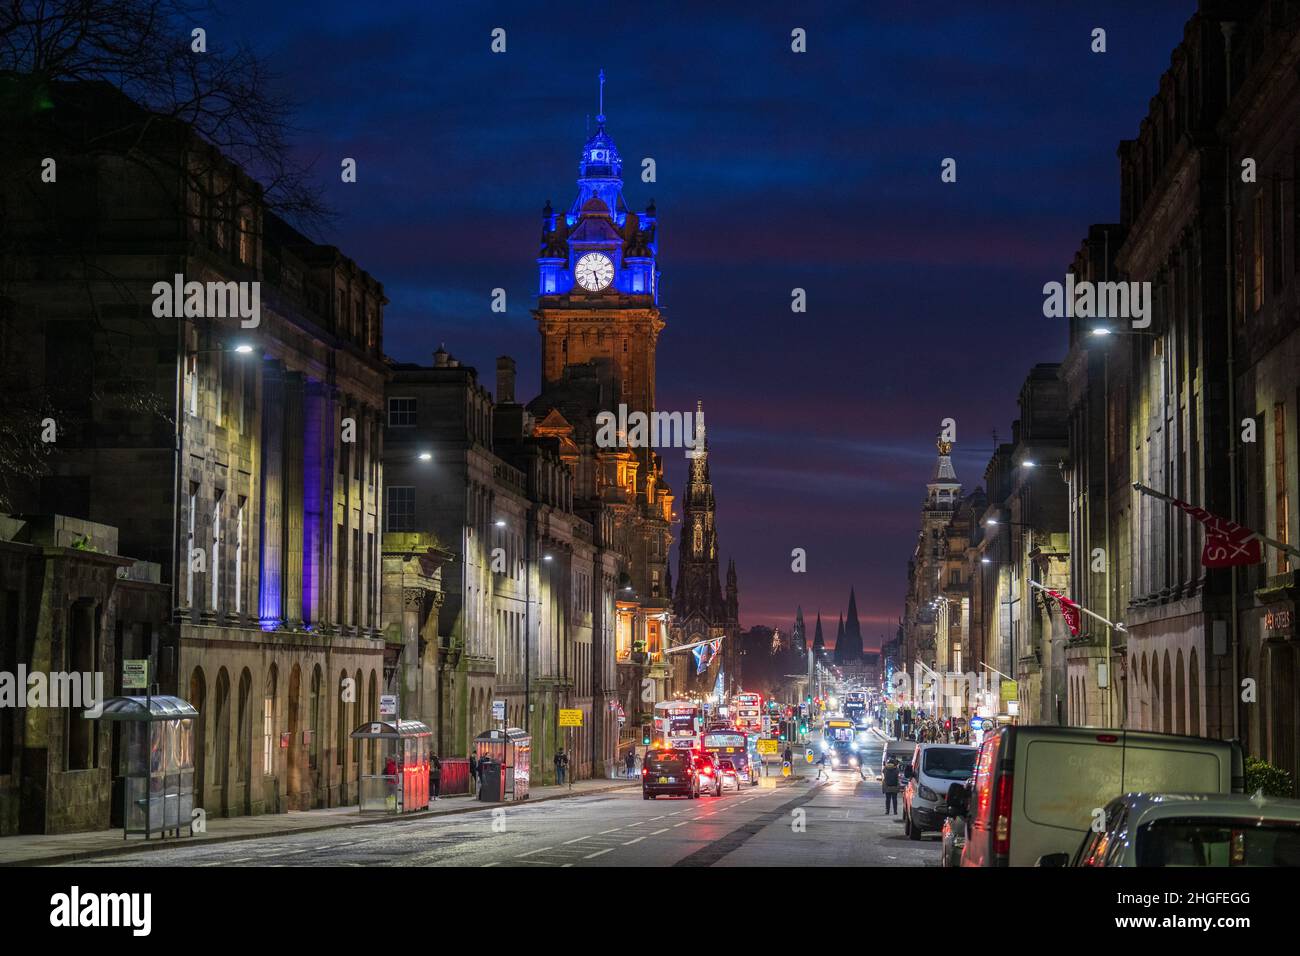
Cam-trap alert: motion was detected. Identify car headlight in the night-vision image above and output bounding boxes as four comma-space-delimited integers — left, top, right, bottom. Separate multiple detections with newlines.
850, 741, 859, 751
919, 785, 939, 802
849, 757, 859, 767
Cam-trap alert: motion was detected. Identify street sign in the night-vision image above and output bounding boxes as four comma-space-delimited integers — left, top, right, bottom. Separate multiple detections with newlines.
756, 738, 778, 755
492, 699, 505, 721
969, 717, 984, 731
558, 708, 583, 727
781, 761, 791, 777
380, 694, 398, 717
804, 749, 814, 763
122, 659, 149, 690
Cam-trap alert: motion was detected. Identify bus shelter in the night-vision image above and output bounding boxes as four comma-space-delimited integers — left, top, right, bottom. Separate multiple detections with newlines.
350, 719, 431, 812
473, 727, 530, 801
93, 695, 198, 840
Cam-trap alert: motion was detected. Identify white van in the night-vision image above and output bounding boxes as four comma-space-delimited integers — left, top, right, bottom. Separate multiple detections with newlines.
958, 726, 1244, 867
902, 743, 977, 838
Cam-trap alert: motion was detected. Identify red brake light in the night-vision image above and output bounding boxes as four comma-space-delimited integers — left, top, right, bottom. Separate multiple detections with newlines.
993, 773, 1013, 856
1095, 734, 1118, 743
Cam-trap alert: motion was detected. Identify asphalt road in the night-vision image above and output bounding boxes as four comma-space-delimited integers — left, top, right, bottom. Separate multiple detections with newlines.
65, 734, 940, 867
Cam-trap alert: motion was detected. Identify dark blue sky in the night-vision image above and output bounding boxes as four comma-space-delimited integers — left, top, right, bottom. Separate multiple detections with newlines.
215, 0, 1194, 641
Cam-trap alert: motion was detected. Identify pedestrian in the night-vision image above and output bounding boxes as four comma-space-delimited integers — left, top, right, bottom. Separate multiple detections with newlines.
554, 748, 567, 786
429, 754, 442, 801
468, 751, 479, 793
882, 757, 901, 816
782, 746, 793, 766
624, 749, 636, 779
814, 750, 829, 782
384, 754, 397, 777
477, 752, 492, 797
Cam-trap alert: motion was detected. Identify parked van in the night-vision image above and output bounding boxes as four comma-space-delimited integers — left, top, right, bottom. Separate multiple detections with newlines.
959, 726, 1244, 867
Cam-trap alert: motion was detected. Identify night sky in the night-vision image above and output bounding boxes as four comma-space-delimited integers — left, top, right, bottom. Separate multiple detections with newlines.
213, 0, 1194, 644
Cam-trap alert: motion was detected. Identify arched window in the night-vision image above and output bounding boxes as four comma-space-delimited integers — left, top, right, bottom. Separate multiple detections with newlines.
310, 666, 322, 771
237, 669, 252, 782
1161, 651, 1173, 733
263, 665, 278, 777
1175, 650, 1186, 735
1188, 649, 1201, 736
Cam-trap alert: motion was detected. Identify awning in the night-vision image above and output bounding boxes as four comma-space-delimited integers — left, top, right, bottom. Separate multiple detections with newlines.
93, 695, 199, 721
350, 719, 432, 740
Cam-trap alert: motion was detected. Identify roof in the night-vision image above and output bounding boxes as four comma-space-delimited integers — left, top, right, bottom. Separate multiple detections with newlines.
1115, 792, 1300, 824
350, 719, 432, 739
95, 696, 199, 722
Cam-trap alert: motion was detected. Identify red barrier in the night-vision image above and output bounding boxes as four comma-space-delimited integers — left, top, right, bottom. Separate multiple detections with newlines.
438, 758, 470, 795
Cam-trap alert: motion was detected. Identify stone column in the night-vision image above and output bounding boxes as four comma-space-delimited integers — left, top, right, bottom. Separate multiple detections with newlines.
283, 372, 305, 628
258, 360, 286, 628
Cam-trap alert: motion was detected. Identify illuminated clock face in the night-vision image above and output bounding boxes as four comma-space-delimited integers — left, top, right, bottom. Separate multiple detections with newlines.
574, 252, 614, 292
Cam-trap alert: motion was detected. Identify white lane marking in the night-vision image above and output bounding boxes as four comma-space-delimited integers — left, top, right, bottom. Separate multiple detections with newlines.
226, 857, 253, 864
625, 820, 645, 827
584, 847, 614, 859
650, 815, 666, 821
482, 862, 500, 867
599, 827, 621, 834
562, 836, 591, 845
562, 863, 574, 868
651, 828, 670, 835
515, 846, 554, 858
623, 836, 646, 845
673, 821, 689, 828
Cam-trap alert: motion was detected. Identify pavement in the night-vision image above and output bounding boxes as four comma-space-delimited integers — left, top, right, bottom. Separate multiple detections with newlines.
7, 733, 945, 867
0, 777, 634, 867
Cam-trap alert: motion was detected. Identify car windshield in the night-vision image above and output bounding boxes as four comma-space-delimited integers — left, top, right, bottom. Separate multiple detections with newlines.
922, 748, 977, 780
1136, 818, 1300, 867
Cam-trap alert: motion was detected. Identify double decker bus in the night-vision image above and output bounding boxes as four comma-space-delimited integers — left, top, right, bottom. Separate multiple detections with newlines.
701, 728, 756, 786
733, 692, 763, 735
844, 692, 867, 729
653, 700, 703, 751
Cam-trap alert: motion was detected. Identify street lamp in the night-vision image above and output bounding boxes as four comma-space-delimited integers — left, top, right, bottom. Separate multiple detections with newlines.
417, 451, 432, 461
1089, 324, 1159, 337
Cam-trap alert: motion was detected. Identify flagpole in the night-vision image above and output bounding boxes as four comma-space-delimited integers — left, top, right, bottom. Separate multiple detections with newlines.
1028, 580, 1127, 633
1132, 482, 1300, 560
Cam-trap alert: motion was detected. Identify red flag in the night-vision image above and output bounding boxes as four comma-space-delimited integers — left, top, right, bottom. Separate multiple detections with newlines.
1045, 588, 1081, 636
1172, 499, 1263, 568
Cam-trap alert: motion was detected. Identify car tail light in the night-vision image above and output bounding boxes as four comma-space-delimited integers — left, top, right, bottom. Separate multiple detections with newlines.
993, 773, 1013, 856
641, 767, 648, 776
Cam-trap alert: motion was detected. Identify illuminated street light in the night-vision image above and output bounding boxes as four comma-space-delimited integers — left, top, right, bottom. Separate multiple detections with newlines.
418, 451, 432, 461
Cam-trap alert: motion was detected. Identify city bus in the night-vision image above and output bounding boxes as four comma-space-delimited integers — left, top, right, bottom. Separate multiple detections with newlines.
820, 717, 860, 771
733, 692, 762, 735
653, 700, 704, 751
702, 728, 756, 785
844, 692, 867, 729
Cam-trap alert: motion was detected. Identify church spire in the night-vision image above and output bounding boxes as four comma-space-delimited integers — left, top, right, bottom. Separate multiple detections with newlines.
597, 67, 606, 124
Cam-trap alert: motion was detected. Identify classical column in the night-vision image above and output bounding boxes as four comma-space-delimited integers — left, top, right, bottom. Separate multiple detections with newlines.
258, 359, 286, 629
283, 371, 305, 628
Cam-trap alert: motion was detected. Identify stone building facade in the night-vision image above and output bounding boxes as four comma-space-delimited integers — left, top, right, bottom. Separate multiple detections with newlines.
2, 82, 390, 820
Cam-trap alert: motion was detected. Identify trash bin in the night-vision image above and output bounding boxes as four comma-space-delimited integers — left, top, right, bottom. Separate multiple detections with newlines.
479, 760, 503, 802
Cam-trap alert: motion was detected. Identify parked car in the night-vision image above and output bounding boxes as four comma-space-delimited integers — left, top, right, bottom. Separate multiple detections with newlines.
694, 751, 723, 797
940, 780, 971, 867
1037, 792, 1300, 867
960, 726, 1244, 867
903, 743, 978, 840
642, 748, 699, 799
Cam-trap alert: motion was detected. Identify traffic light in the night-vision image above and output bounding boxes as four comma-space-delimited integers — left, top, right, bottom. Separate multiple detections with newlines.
641, 725, 651, 746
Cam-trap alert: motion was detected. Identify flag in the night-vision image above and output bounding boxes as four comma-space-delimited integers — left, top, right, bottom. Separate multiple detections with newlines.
1045, 588, 1081, 636
1172, 498, 1263, 568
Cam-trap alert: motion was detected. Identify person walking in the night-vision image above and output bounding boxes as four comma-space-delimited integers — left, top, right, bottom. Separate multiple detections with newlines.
429, 754, 442, 801
554, 748, 567, 786
624, 749, 636, 779
468, 751, 479, 794
882, 757, 901, 816
814, 750, 830, 782
477, 752, 492, 798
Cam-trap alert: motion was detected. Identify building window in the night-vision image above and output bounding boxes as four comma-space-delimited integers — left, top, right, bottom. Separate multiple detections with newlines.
262, 671, 276, 776
1253, 191, 1265, 313
186, 484, 198, 608
386, 486, 415, 532
234, 497, 245, 614
238, 210, 253, 265
211, 490, 224, 612
1275, 402, 1290, 575
388, 397, 417, 427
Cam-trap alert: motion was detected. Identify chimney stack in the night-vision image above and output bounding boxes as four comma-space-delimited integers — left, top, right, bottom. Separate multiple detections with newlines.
496, 356, 516, 404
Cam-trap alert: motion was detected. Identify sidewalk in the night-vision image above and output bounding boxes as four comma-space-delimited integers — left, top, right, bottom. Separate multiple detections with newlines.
0, 777, 636, 867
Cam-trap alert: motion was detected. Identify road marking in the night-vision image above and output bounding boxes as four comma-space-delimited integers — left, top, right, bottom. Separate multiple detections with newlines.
562, 863, 574, 867
482, 862, 500, 867
226, 857, 253, 864
650, 815, 666, 820
623, 836, 645, 845
561, 835, 590, 845
599, 827, 621, 834
625, 820, 645, 827
673, 821, 689, 828
515, 846, 553, 858
584, 847, 614, 859
651, 828, 670, 835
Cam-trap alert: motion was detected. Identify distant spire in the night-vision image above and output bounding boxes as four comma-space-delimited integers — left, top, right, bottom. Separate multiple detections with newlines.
597, 67, 606, 123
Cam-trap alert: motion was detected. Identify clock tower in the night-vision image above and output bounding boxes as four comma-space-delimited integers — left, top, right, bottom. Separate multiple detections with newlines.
534, 70, 663, 426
